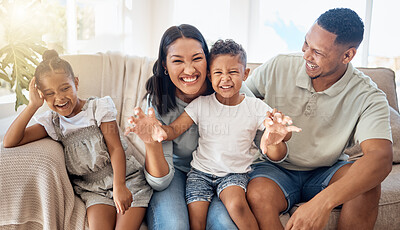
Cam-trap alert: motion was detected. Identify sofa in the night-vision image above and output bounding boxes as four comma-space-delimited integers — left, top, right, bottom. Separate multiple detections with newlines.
0, 53, 399, 230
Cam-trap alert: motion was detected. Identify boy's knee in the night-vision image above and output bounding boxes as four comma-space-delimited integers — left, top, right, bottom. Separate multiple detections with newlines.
224, 199, 248, 215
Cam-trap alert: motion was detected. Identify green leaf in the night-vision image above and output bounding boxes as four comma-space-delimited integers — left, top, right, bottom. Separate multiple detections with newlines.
0, 0, 60, 110
0, 71, 11, 83
14, 84, 29, 110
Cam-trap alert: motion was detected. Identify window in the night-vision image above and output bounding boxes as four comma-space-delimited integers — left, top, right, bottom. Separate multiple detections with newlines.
1, 0, 400, 106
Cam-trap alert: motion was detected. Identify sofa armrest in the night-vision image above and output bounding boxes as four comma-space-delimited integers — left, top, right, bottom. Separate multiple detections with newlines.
0, 138, 87, 229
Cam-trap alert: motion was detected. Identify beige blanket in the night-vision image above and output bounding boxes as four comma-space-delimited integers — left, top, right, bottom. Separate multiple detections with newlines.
0, 138, 87, 230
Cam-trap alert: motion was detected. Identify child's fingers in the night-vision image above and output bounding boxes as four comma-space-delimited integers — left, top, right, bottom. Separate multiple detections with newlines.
29, 77, 35, 90
286, 126, 302, 133
124, 202, 130, 213
273, 112, 283, 123
115, 202, 121, 214
38, 90, 44, 99
153, 125, 167, 142
264, 117, 274, 126
282, 115, 293, 125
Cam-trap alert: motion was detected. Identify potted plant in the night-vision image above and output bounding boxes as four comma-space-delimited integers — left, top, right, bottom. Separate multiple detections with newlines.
0, 0, 48, 110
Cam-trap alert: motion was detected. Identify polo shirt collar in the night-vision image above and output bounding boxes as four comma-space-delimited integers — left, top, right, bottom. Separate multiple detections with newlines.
296, 62, 355, 96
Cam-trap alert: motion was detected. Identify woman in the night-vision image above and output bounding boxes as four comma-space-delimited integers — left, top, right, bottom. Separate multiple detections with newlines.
129, 24, 239, 229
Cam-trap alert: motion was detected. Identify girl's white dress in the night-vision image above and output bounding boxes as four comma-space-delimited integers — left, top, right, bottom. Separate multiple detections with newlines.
36, 96, 152, 208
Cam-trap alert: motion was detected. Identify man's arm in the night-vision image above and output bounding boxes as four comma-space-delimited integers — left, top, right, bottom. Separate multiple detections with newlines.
286, 138, 392, 230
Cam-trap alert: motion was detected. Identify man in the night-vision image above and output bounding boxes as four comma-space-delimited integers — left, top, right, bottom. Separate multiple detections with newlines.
246, 8, 393, 230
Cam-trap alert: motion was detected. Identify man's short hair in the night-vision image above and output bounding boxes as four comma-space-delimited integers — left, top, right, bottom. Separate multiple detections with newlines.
317, 8, 364, 48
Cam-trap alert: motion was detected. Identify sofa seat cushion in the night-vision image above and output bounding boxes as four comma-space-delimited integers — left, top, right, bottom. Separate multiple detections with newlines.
289, 164, 400, 230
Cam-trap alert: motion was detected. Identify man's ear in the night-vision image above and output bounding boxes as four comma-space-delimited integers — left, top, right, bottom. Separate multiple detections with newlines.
243, 68, 250, 81
74, 77, 79, 89
342, 47, 357, 64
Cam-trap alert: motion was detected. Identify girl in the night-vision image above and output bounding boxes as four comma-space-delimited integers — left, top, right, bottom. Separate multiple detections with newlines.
3, 50, 152, 230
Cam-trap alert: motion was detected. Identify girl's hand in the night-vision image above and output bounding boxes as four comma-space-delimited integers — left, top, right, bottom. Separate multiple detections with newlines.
28, 77, 44, 109
125, 107, 167, 143
113, 184, 133, 215
260, 109, 301, 154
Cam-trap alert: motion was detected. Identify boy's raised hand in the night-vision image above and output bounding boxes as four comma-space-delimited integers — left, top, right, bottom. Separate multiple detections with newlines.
28, 77, 44, 109
260, 109, 301, 154
125, 107, 167, 143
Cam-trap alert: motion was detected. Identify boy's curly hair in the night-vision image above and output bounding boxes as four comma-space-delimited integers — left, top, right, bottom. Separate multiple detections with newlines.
209, 39, 247, 66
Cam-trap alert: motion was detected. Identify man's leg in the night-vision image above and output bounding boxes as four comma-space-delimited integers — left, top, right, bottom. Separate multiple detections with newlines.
247, 178, 287, 230
247, 162, 300, 230
329, 164, 381, 230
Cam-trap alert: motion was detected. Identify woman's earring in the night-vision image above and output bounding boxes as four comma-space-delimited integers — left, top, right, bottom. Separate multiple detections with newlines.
164, 69, 168, 75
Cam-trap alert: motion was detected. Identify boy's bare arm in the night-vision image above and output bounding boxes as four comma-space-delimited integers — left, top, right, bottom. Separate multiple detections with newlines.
163, 111, 194, 140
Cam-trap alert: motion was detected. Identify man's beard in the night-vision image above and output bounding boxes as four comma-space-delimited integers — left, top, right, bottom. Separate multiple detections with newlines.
310, 75, 320, 80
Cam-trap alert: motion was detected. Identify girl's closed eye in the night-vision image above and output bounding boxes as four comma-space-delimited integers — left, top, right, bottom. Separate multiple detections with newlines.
61, 86, 71, 91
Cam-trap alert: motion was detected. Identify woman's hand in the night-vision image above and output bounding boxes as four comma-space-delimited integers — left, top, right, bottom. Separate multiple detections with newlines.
125, 107, 167, 143
260, 109, 301, 154
28, 77, 44, 109
113, 184, 133, 215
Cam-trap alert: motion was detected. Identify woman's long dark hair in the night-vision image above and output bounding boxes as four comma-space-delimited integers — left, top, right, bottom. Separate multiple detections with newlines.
145, 24, 213, 116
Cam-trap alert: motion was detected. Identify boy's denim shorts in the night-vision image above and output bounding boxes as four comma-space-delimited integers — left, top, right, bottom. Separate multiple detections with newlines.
185, 168, 249, 204
248, 160, 353, 213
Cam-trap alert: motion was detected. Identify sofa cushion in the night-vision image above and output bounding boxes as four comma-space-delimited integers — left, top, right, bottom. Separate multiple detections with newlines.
345, 106, 400, 163
357, 67, 398, 112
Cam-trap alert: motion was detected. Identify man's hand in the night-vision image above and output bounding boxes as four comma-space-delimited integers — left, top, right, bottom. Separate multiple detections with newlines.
260, 109, 301, 154
285, 198, 331, 230
125, 107, 167, 143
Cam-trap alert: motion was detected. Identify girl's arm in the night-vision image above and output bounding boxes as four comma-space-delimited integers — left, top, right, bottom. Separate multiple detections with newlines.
100, 120, 132, 215
3, 78, 48, 147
